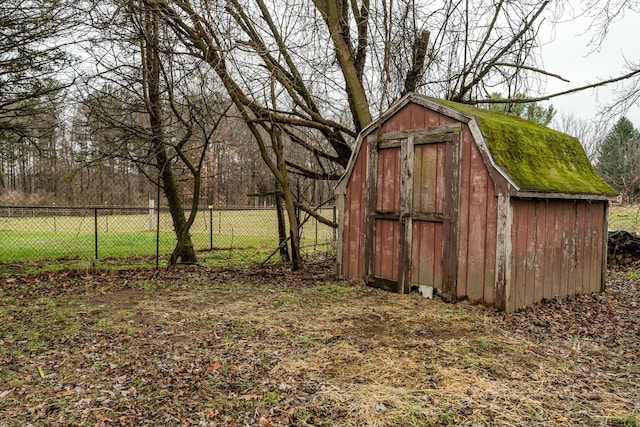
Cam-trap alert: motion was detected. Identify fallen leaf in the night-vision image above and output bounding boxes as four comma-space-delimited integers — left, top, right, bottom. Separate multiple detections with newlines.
54, 389, 75, 398
206, 362, 221, 371
554, 414, 567, 423
259, 416, 274, 427
95, 413, 114, 423
239, 394, 261, 401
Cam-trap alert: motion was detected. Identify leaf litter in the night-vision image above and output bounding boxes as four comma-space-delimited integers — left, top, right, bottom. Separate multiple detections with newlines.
0, 256, 638, 426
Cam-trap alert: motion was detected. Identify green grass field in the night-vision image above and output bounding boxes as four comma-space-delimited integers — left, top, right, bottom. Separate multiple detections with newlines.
1, 205, 636, 268
0, 208, 336, 265
609, 204, 640, 232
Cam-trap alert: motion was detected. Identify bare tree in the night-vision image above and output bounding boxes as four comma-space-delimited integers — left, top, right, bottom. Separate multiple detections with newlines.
552, 113, 602, 162
78, 0, 233, 265
0, 0, 79, 198
582, 0, 640, 119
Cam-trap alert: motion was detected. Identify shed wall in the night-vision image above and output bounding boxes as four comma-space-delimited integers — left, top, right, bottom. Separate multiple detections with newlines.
341, 138, 368, 279
508, 199, 607, 312
455, 124, 499, 306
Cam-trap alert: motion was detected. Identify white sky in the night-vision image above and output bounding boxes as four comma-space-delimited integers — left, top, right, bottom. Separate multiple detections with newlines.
540, 4, 640, 126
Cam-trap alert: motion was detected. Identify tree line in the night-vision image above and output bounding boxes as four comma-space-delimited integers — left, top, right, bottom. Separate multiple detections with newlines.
1, 0, 639, 267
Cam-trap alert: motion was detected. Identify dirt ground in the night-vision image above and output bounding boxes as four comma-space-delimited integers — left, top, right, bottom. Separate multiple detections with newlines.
1, 256, 638, 426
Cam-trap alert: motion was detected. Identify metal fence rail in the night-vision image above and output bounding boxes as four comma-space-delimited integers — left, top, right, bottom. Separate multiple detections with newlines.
0, 205, 337, 266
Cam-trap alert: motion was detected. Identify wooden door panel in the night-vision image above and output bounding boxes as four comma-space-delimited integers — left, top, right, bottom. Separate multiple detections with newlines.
371, 218, 400, 291
376, 147, 401, 212
366, 126, 459, 296
411, 141, 447, 290
371, 146, 402, 291
411, 220, 444, 289
413, 143, 446, 215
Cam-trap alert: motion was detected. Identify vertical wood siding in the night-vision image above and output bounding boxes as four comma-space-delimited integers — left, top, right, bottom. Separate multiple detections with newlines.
342, 138, 368, 279
509, 199, 606, 311
453, 124, 498, 305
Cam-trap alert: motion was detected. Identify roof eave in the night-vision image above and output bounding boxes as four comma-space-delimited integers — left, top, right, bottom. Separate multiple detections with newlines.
514, 190, 617, 201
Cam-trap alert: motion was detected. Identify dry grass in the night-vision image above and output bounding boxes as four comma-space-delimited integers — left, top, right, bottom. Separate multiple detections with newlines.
0, 258, 638, 426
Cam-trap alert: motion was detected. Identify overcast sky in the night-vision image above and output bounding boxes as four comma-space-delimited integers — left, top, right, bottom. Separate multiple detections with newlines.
540, 4, 640, 126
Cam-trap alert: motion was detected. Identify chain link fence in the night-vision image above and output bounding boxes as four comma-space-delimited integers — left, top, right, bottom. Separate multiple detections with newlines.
0, 204, 337, 268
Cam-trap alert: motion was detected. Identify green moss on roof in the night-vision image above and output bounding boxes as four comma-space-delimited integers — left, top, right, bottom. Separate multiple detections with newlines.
436, 99, 617, 196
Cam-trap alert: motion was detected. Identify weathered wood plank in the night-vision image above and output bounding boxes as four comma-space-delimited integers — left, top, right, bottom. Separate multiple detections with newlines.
369, 123, 462, 144
524, 201, 537, 307
425, 222, 437, 287
541, 200, 553, 301
456, 128, 471, 299
561, 201, 572, 298
380, 219, 395, 279
434, 222, 444, 291
413, 143, 424, 214
382, 149, 396, 211
549, 202, 561, 299
356, 146, 368, 278
413, 143, 441, 214
374, 217, 382, 280
511, 201, 526, 309
567, 202, 578, 298
409, 102, 426, 130
592, 203, 603, 293
441, 132, 460, 301
494, 194, 513, 312
374, 211, 401, 220
410, 212, 445, 222
483, 183, 498, 307
601, 202, 608, 292
435, 143, 446, 214
466, 141, 488, 303
399, 136, 414, 293
574, 201, 586, 295
411, 222, 421, 285
364, 138, 378, 281
533, 201, 546, 303
345, 141, 366, 278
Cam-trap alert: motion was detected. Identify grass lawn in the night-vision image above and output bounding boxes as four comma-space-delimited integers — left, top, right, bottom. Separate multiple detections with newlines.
0, 258, 638, 426
609, 204, 640, 232
0, 208, 335, 265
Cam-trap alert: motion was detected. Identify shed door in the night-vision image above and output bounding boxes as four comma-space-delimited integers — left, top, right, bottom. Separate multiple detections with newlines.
365, 124, 460, 297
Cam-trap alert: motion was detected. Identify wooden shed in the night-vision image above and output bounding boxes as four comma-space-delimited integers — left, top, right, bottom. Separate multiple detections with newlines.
335, 93, 617, 313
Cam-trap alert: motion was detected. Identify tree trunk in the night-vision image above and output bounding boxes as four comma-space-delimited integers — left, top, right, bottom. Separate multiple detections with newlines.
143, 5, 196, 265
273, 132, 301, 271
274, 179, 290, 262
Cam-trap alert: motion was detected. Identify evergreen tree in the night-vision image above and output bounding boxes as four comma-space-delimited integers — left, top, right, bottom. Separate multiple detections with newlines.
597, 117, 640, 199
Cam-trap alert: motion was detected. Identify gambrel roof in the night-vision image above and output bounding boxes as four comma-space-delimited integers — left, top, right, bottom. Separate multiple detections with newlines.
336, 94, 617, 199
436, 98, 617, 196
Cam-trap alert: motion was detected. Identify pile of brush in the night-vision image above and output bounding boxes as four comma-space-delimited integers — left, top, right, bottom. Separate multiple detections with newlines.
608, 230, 640, 265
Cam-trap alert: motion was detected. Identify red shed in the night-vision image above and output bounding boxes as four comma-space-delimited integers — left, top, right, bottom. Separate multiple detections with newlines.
335, 94, 617, 313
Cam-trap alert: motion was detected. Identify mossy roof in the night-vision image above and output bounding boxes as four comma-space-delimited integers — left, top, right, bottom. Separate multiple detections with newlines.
436, 99, 617, 196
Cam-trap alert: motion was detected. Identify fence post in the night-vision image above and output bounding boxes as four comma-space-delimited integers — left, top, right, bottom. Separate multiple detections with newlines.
148, 199, 154, 231
333, 205, 337, 242
209, 206, 213, 250
94, 208, 98, 260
